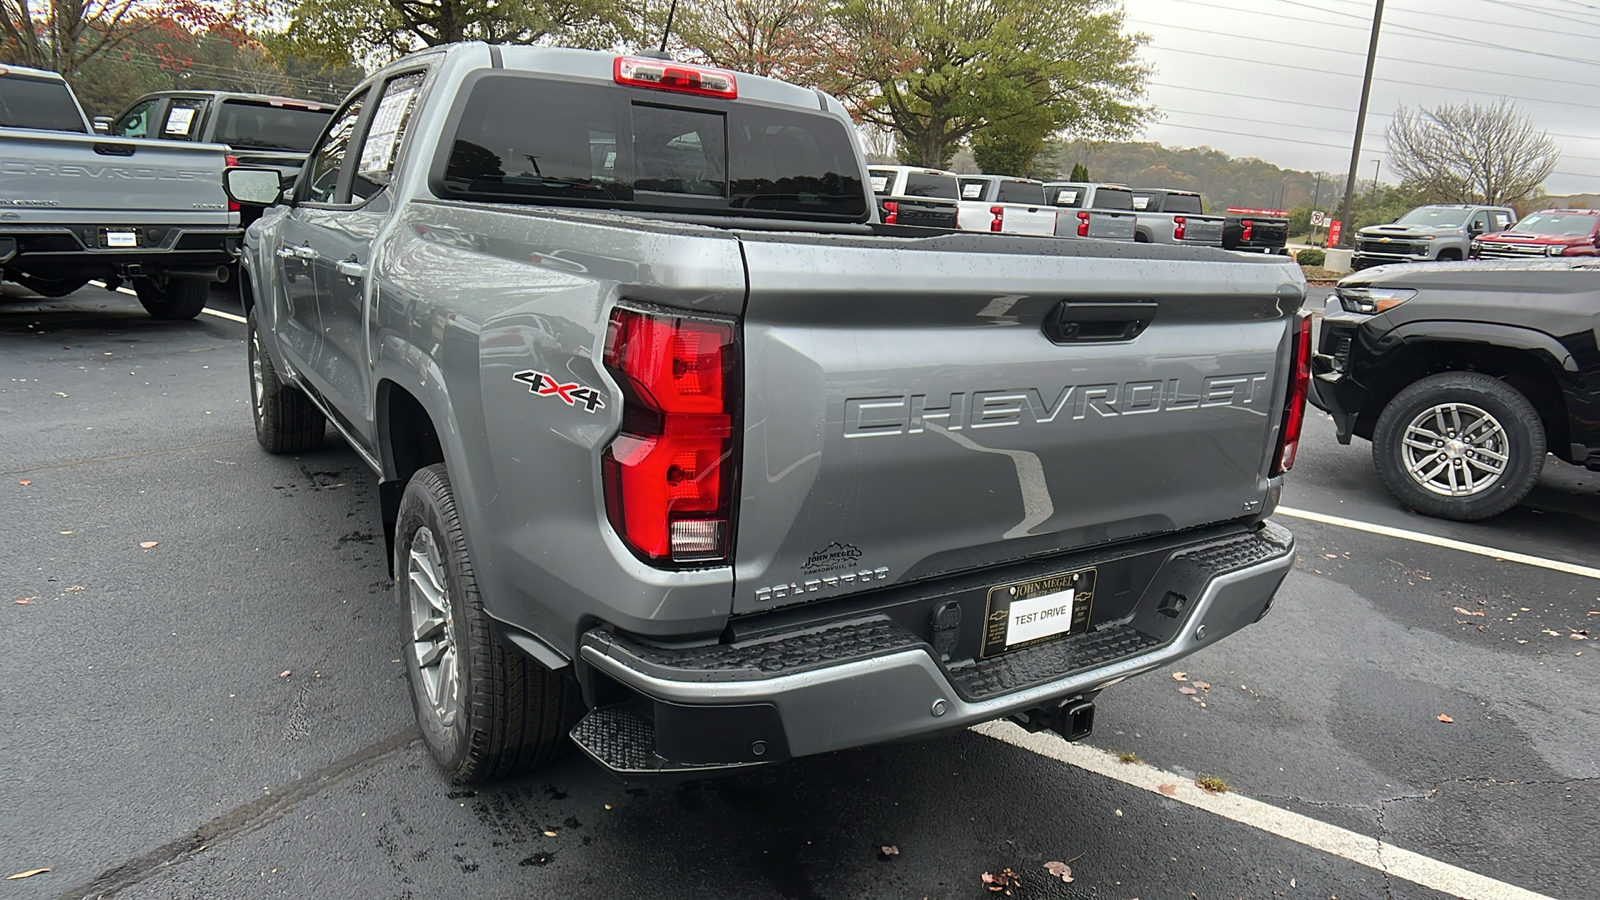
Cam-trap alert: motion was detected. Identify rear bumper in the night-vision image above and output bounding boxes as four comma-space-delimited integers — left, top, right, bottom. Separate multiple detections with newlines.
571, 522, 1294, 772
0, 223, 241, 276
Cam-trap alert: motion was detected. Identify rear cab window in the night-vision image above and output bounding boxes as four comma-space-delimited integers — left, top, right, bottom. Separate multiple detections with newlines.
216, 100, 333, 152
438, 74, 868, 222
1162, 193, 1204, 215
1093, 187, 1134, 211
995, 181, 1046, 205
0, 74, 86, 132
899, 172, 958, 201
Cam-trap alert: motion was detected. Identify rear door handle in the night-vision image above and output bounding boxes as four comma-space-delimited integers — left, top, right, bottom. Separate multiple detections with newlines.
275, 247, 297, 259
336, 259, 366, 279
292, 245, 319, 260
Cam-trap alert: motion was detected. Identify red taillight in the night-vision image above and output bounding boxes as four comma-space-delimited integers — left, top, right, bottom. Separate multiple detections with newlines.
1241, 219, 1253, 241
1076, 211, 1090, 238
1174, 215, 1186, 241
883, 201, 898, 225
614, 56, 737, 99
1272, 312, 1313, 476
602, 307, 738, 564
989, 205, 1004, 233
225, 154, 240, 212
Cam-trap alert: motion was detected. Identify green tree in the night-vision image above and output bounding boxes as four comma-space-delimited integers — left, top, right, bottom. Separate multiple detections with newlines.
1069, 161, 1089, 181
277, 0, 626, 67
825, 0, 1150, 169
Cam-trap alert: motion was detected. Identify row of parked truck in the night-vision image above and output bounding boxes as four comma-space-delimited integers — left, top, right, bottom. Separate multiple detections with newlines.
0, 63, 331, 317
867, 164, 1290, 253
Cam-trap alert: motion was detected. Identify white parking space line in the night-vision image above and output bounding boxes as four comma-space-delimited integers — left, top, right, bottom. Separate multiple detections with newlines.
975, 721, 1558, 900
1276, 506, 1600, 581
93, 281, 248, 325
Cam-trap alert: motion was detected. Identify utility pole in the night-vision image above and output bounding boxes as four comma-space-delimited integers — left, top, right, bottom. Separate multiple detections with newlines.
1310, 172, 1323, 245
1370, 159, 1382, 199
1338, 0, 1385, 248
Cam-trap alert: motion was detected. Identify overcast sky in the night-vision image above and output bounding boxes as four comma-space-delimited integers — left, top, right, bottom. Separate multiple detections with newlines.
1126, 0, 1600, 195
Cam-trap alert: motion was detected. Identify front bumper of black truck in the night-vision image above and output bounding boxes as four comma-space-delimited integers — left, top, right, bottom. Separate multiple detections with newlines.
566, 521, 1295, 776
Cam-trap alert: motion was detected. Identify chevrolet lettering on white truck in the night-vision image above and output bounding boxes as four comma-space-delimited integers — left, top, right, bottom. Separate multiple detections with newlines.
231, 43, 1308, 782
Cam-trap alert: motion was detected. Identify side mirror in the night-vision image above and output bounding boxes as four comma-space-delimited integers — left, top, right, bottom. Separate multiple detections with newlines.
224, 166, 283, 207
92, 116, 112, 134
1468, 223, 1484, 235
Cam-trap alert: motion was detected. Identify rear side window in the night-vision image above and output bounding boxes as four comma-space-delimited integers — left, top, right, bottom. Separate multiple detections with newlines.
0, 75, 86, 132
1049, 185, 1083, 208
1491, 210, 1513, 231
868, 169, 894, 194
902, 172, 957, 200
217, 100, 333, 152
441, 75, 867, 221
960, 178, 989, 200
160, 98, 207, 140
354, 73, 426, 200
995, 181, 1046, 204
1094, 188, 1134, 211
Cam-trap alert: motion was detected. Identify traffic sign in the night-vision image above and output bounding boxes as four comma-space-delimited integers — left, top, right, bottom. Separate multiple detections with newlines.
1310, 210, 1326, 227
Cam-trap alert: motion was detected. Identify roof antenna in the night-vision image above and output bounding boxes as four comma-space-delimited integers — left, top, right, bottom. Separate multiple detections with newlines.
636, 0, 679, 59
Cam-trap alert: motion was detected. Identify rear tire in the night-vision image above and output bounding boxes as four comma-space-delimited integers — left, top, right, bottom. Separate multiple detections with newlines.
396, 464, 582, 783
134, 275, 208, 319
247, 307, 325, 453
12, 273, 89, 298
1371, 372, 1543, 521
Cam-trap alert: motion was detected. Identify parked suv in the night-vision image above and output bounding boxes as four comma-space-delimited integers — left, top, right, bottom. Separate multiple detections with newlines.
1471, 209, 1600, 260
1352, 204, 1514, 270
1311, 259, 1600, 520
868, 165, 960, 228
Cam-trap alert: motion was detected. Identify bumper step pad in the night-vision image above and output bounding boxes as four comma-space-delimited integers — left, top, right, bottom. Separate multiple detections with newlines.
569, 706, 768, 776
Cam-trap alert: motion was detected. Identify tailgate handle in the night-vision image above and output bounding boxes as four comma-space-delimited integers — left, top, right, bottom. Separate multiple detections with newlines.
93, 142, 136, 156
1043, 300, 1157, 344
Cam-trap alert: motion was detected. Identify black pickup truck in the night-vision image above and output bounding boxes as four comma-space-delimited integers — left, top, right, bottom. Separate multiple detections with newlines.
1310, 259, 1600, 520
1223, 207, 1290, 254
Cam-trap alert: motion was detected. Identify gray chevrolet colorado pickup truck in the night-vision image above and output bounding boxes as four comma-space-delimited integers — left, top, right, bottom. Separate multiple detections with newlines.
231, 44, 1307, 782
0, 64, 240, 317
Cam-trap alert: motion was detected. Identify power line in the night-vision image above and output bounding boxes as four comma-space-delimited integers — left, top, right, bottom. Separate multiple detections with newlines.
1276, 0, 1600, 67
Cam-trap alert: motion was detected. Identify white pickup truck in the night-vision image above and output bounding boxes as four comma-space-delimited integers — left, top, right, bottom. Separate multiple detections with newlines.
955, 175, 1056, 236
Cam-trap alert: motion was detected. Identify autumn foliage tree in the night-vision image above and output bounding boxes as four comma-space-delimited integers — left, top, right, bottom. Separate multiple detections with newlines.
278, 0, 628, 66
0, 0, 234, 83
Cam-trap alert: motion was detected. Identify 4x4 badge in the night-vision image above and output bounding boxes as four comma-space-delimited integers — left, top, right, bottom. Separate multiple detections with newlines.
513, 370, 606, 413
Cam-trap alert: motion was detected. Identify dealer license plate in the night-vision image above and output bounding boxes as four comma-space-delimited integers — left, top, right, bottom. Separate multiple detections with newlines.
981, 567, 1096, 658
103, 230, 138, 248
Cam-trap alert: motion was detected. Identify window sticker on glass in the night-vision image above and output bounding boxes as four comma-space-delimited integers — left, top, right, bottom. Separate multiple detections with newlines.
961, 182, 984, 199
1057, 189, 1079, 206
359, 79, 421, 178
1132, 196, 1149, 210
165, 107, 197, 136
870, 175, 888, 192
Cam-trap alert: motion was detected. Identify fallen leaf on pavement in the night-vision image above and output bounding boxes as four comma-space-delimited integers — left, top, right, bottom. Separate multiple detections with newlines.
278, 670, 291, 678
981, 868, 1020, 894
18, 480, 30, 486
6, 869, 50, 880
15, 597, 35, 605
1437, 714, 1454, 724
1157, 783, 1177, 797
1172, 672, 1187, 681
1178, 686, 1198, 695
1452, 607, 1485, 616
879, 845, 899, 858
1571, 633, 1587, 641
139, 541, 158, 549
1192, 681, 1211, 691
542, 830, 558, 837
1043, 861, 1073, 882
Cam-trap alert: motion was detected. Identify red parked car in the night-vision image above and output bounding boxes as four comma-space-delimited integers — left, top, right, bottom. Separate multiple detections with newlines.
1471, 208, 1600, 259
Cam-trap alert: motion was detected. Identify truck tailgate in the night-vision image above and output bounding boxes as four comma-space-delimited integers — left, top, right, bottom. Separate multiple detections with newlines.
0, 130, 232, 226
731, 234, 1300, 613
1181, 216, 1226, 245
1084, 210, 1137, 241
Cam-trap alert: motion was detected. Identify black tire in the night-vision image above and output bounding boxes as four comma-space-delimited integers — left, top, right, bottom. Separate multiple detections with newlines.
396, 464, 581, 783
1436, 249, 1463, 262
12, 273, 89, 298
1371, 372, 1544, 521
246, 307, 326, 453
134, 274, 208, 319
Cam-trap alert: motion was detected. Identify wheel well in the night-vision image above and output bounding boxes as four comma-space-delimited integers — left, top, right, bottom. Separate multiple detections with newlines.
1436, 248, 1462, 261
1356, 342, 1568, 452
238, 266, 255, 313
378, 381, 445, 571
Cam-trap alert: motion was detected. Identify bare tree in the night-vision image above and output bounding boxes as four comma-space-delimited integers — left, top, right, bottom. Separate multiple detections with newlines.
1, 0, 230, 82
1386, 99, 1559, 207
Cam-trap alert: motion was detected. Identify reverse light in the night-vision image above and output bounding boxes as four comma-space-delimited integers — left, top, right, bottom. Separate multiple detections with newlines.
1241, 219, 1253, 242
1271, 312, 1313, 477
614, 56, 737, 98
602, 307, 738, 565
883, 201, 899, 225
1174, 215, 1187, 241
1076, 211, 1090, 237
990, 205, 1004, 233
1337, 286, 1415, 314
225, 154, 240, 212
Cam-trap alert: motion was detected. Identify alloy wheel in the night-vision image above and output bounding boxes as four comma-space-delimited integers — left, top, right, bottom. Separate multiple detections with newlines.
407, 526, 459, 726
1400, 402, 1509, 498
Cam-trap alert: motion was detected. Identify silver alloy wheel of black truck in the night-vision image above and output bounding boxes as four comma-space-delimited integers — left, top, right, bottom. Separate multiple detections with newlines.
1372, 372, 1545, 521
396, 464, 581, 783
246, 308, 326, 453
133, 274, 209, 319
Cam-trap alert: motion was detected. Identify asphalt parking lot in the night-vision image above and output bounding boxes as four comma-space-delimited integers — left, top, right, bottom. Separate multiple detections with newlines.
2, 283, 1596, 900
